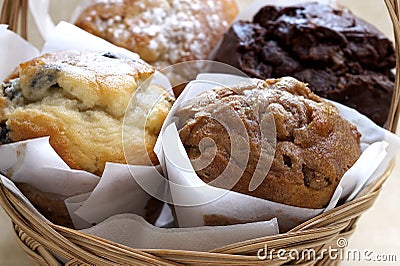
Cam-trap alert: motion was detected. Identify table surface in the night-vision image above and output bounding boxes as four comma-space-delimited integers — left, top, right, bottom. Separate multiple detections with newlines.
0, 0, 399, 265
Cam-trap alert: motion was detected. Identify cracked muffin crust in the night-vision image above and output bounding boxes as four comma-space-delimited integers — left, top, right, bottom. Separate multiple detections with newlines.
0, 50, 174, 175
177, 77, 361, 209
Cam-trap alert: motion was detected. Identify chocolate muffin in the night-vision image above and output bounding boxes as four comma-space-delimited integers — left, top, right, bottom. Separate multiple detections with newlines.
177, 77, 361, 209
214, 2, 395, 126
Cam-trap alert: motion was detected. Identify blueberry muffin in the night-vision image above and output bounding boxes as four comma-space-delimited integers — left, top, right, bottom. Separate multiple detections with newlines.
0, 50, 174, 175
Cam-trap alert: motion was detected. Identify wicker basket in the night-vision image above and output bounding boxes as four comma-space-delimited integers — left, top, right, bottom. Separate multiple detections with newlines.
0, 0, 399, 265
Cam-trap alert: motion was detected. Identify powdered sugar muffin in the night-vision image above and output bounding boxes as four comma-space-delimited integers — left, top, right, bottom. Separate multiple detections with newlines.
75, 0, 238, 68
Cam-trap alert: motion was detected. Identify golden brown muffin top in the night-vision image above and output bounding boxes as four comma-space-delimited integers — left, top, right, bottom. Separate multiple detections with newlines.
17, 50, 155, 118
177, 77, 361, 208
0, 50, 173, 174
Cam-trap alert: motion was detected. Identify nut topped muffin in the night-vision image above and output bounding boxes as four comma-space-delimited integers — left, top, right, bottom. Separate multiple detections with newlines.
177, 77, 361, 209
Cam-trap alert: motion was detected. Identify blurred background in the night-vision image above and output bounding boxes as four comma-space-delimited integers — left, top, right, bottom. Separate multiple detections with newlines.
0, 0, 398, 265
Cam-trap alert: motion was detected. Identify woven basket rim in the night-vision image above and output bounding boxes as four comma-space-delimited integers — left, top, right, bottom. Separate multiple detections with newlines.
0, 0, 399, 265
0, 159, 393, 264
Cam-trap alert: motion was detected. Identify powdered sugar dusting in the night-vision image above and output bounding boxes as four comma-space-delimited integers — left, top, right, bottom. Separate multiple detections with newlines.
76, 0, 236, 65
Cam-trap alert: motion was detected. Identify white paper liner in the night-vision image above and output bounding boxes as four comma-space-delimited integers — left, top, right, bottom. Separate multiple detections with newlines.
154, 203, 174, 227
28, 0, 55, 41
154, 73, 400, 232
81, 213, 278, 251
0, 25, 39, 81
0, 137, 99, 196
0, 173, 48, 222
74, 163, 156, 225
